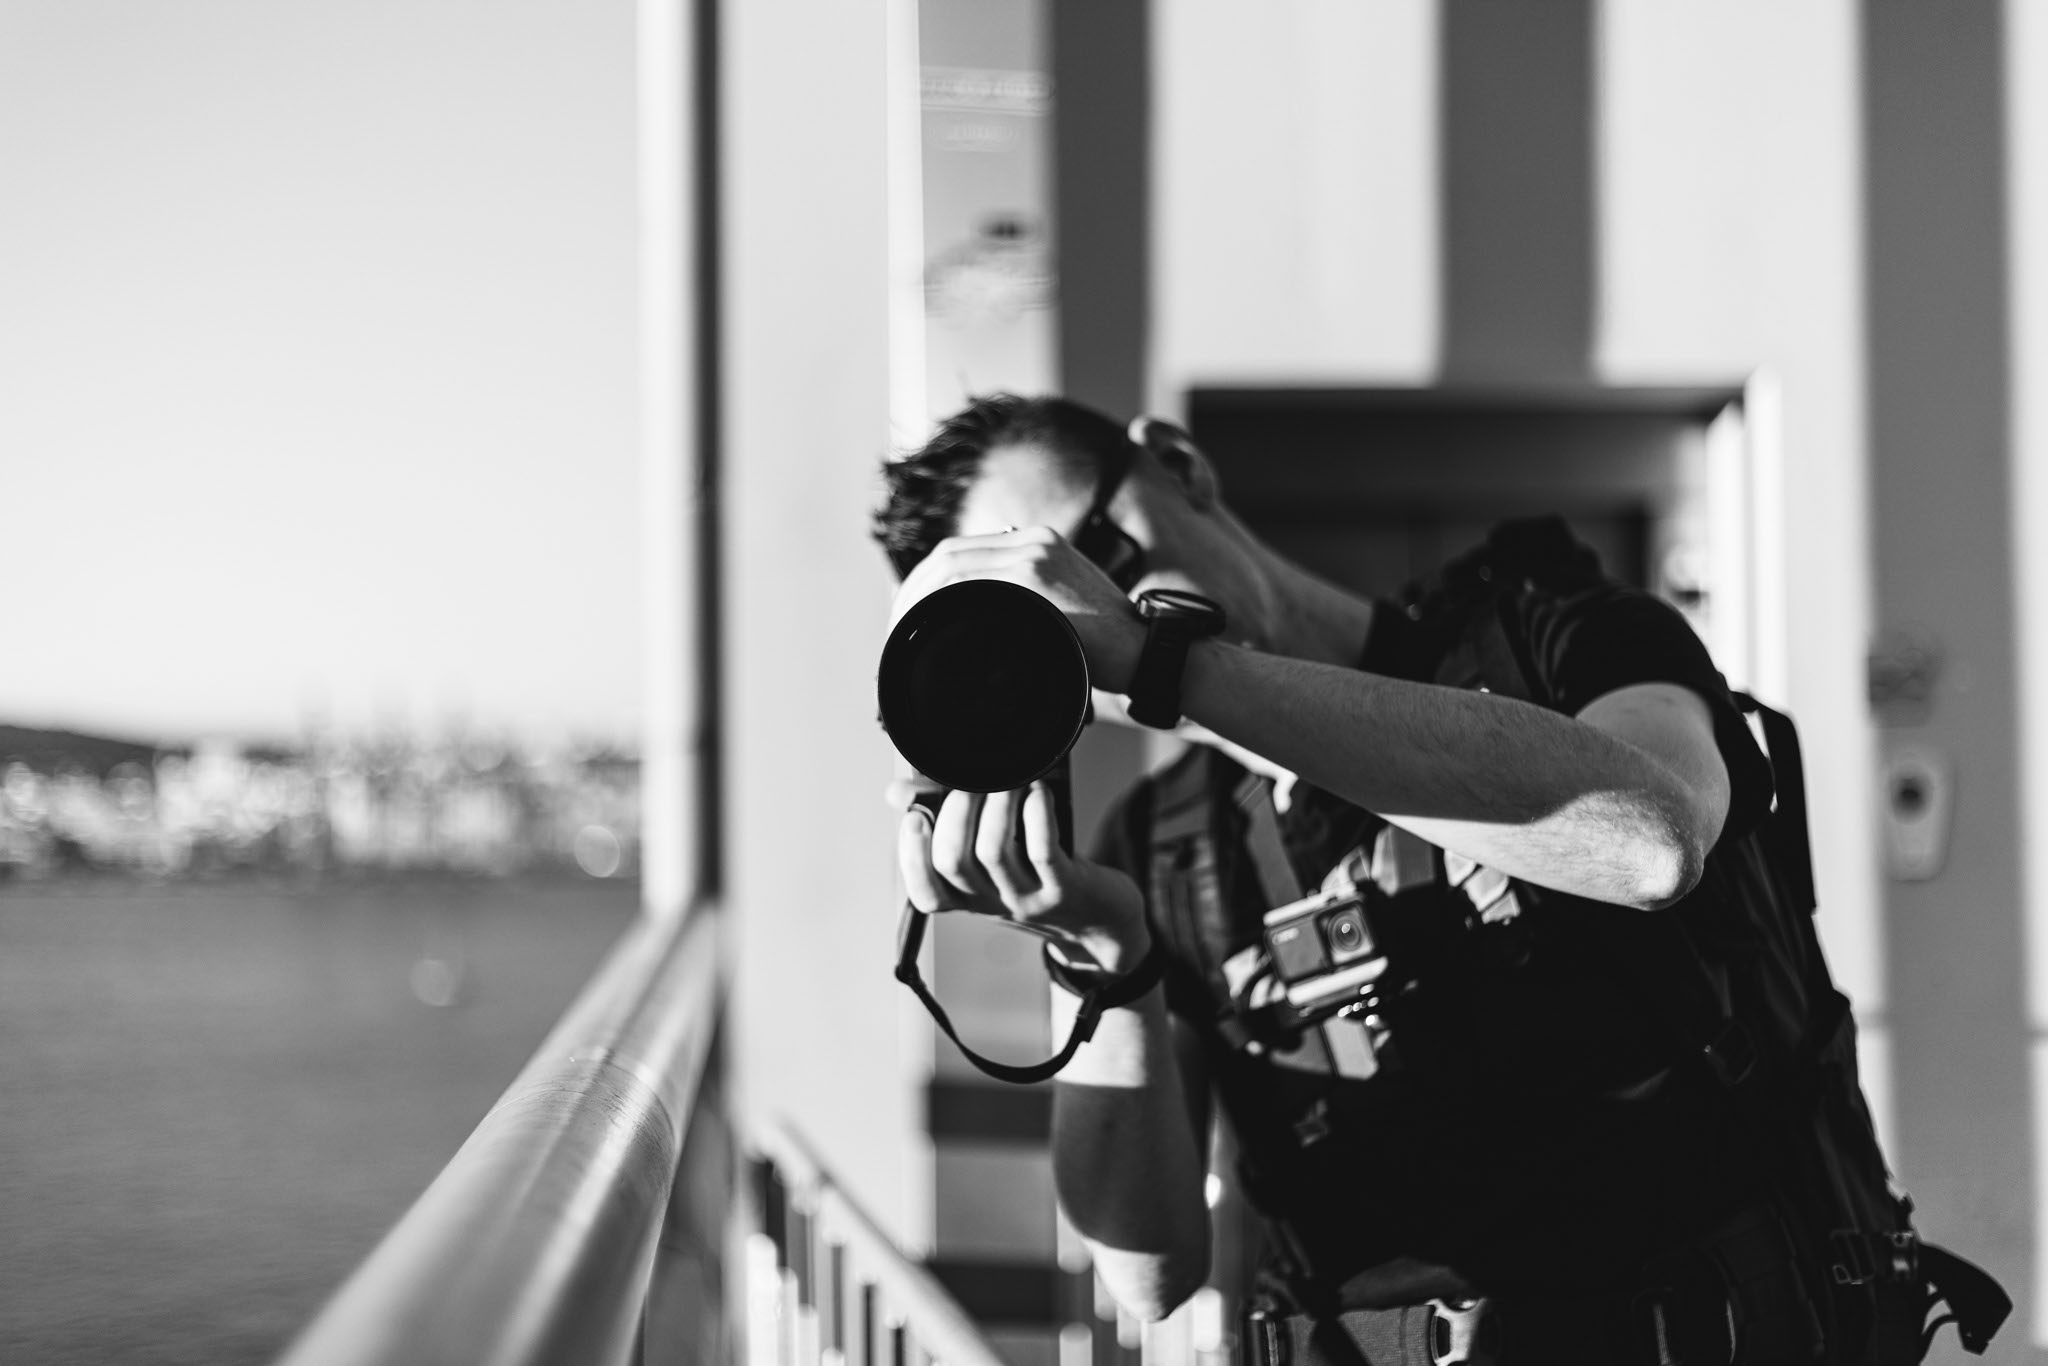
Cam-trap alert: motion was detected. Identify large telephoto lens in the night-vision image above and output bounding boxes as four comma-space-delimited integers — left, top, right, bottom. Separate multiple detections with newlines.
877, 579, 1092, 794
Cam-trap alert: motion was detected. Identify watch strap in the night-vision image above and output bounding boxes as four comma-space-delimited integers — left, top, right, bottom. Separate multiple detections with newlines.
1126, 590, 1225, 729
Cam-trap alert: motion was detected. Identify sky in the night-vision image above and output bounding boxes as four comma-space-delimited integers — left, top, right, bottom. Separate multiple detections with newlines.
0, 0, 641, 745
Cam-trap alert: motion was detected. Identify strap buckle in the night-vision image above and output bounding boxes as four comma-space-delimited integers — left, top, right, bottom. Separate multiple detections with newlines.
1829, 1229, 1873, 1286
1701, 1019, 1758, 1088
1827, 1228, 1919, 1286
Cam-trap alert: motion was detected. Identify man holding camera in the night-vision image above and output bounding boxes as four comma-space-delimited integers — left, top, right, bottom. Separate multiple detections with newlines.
874, 395, 1804, 1365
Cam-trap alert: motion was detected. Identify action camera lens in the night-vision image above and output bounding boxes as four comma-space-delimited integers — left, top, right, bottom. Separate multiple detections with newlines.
1325, 905, 1372, 963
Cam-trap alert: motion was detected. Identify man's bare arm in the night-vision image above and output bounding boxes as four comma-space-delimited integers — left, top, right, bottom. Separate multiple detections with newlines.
1180, 643, 1731, 910
897, 784, 1212, 1320
1049, 986, 1211, 1322
896, 528, 1734, 911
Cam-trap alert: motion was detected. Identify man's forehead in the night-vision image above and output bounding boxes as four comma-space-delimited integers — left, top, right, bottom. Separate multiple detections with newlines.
954, 441, 1095, 536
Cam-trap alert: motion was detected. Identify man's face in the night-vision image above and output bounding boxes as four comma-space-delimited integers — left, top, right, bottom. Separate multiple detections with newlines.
953, 440, 1268, 727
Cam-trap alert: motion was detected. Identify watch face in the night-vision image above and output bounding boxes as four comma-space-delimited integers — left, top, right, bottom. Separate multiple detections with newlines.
878, 580, 1091, 793
1136, 588, 1226, 633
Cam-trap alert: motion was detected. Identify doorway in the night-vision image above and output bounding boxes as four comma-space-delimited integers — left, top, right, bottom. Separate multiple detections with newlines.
1186, 385, 1755, 664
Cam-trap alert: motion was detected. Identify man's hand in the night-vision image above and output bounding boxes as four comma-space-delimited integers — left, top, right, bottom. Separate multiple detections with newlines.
896, 781, 1151, 976
890, 527, 1146, 692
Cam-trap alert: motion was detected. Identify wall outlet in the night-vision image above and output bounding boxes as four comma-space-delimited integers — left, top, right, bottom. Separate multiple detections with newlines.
1881, 745, 1953, 881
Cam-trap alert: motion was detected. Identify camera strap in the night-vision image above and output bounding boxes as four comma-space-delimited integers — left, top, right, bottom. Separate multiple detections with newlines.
1235, 772, 1305, 906
894, 902, 1165, 1085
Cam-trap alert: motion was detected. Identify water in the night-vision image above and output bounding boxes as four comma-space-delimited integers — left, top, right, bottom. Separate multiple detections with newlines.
0, 876, 637, 1365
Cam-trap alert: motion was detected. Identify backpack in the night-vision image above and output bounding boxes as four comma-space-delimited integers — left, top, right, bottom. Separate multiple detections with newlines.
1152, 519, 2009, 1363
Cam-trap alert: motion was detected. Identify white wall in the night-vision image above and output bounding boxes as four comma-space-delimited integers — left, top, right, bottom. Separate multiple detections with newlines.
1149, 0, 1438, 402
2010, 0, 2048, 1345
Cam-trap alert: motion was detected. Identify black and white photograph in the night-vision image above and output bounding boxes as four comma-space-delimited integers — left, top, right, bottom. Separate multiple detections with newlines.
0, 3, 2039, 1364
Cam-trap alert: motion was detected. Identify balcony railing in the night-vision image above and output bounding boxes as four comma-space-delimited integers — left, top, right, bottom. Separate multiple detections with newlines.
748, 1124, 1007, 1366
274, 903, 1008, 1366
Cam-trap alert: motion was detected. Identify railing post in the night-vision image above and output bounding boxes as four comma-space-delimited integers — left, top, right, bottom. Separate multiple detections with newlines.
858, 1281, 879, 1366
825, 1242, 848, 1365
748, 1130, 1008, 1366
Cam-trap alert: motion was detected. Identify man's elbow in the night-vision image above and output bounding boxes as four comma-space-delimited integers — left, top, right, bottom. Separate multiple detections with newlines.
1626, 815, 1708, 911
1103, 1257, 1209, 1324
1088, 1225, 1211, 1324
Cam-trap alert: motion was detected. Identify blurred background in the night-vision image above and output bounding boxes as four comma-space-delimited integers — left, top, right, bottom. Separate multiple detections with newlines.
4, 0, 2047, 1363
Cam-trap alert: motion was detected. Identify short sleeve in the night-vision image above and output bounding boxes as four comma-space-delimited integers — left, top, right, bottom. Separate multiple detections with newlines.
1516, 584, 1774, 845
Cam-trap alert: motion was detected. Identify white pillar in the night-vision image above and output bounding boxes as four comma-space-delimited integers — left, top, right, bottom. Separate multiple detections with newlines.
2008, 0, 2048, 1345
639, 0, 703, 925
725, 0, 927, 1243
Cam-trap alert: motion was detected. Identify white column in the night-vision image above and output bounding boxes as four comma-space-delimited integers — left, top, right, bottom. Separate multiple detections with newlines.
2009, 0, 2048, 1345
639, 0, 702, 925
726, 0, 926, 1242
1148, 0, 1439, 405
1594, 0, 1878, 1044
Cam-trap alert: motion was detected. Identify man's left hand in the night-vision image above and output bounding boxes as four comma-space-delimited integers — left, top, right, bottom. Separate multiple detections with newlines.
889, 526, 1145, 692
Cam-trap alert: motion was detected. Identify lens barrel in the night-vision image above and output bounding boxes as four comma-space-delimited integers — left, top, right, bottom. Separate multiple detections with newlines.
877, 579, 1092, 795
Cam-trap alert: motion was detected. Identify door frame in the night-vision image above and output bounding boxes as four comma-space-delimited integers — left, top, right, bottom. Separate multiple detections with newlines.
1182, 378, 1779, 698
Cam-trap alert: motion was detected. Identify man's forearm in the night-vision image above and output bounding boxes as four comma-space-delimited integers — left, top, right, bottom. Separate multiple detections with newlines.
1179, 642, 1704, 909
1049, 986, 1210, 1321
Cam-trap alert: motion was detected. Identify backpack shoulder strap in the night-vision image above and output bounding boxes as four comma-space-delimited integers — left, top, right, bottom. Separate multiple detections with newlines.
1433, 591, 1533, 702
1145, 749, 1246, 1013
1732, 692, 1817, 915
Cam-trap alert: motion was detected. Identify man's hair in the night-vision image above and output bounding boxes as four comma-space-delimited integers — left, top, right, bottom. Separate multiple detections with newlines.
872, 393, 1129, 578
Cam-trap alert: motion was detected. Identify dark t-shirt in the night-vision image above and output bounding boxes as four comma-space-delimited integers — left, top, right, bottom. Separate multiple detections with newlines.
1093, 581, 1776, 1298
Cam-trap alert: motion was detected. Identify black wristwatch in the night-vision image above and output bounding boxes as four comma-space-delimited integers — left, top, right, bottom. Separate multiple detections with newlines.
1124, 589, 1227, 729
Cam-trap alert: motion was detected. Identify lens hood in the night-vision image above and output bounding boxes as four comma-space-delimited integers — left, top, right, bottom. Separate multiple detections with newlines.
877, 579, 1091, 793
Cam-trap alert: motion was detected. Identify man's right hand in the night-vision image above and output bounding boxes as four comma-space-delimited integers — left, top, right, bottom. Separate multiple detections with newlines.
896, 782, 1151, 976
895, 779, 1210, 1324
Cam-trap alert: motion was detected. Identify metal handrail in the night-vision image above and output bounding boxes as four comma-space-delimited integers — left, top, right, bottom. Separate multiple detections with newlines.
278, 904, 725, 1366
755, 1124, 1007, 1366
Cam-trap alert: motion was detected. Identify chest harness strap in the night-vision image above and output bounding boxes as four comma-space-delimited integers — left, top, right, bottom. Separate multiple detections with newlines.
1235, 770, 1305, 905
